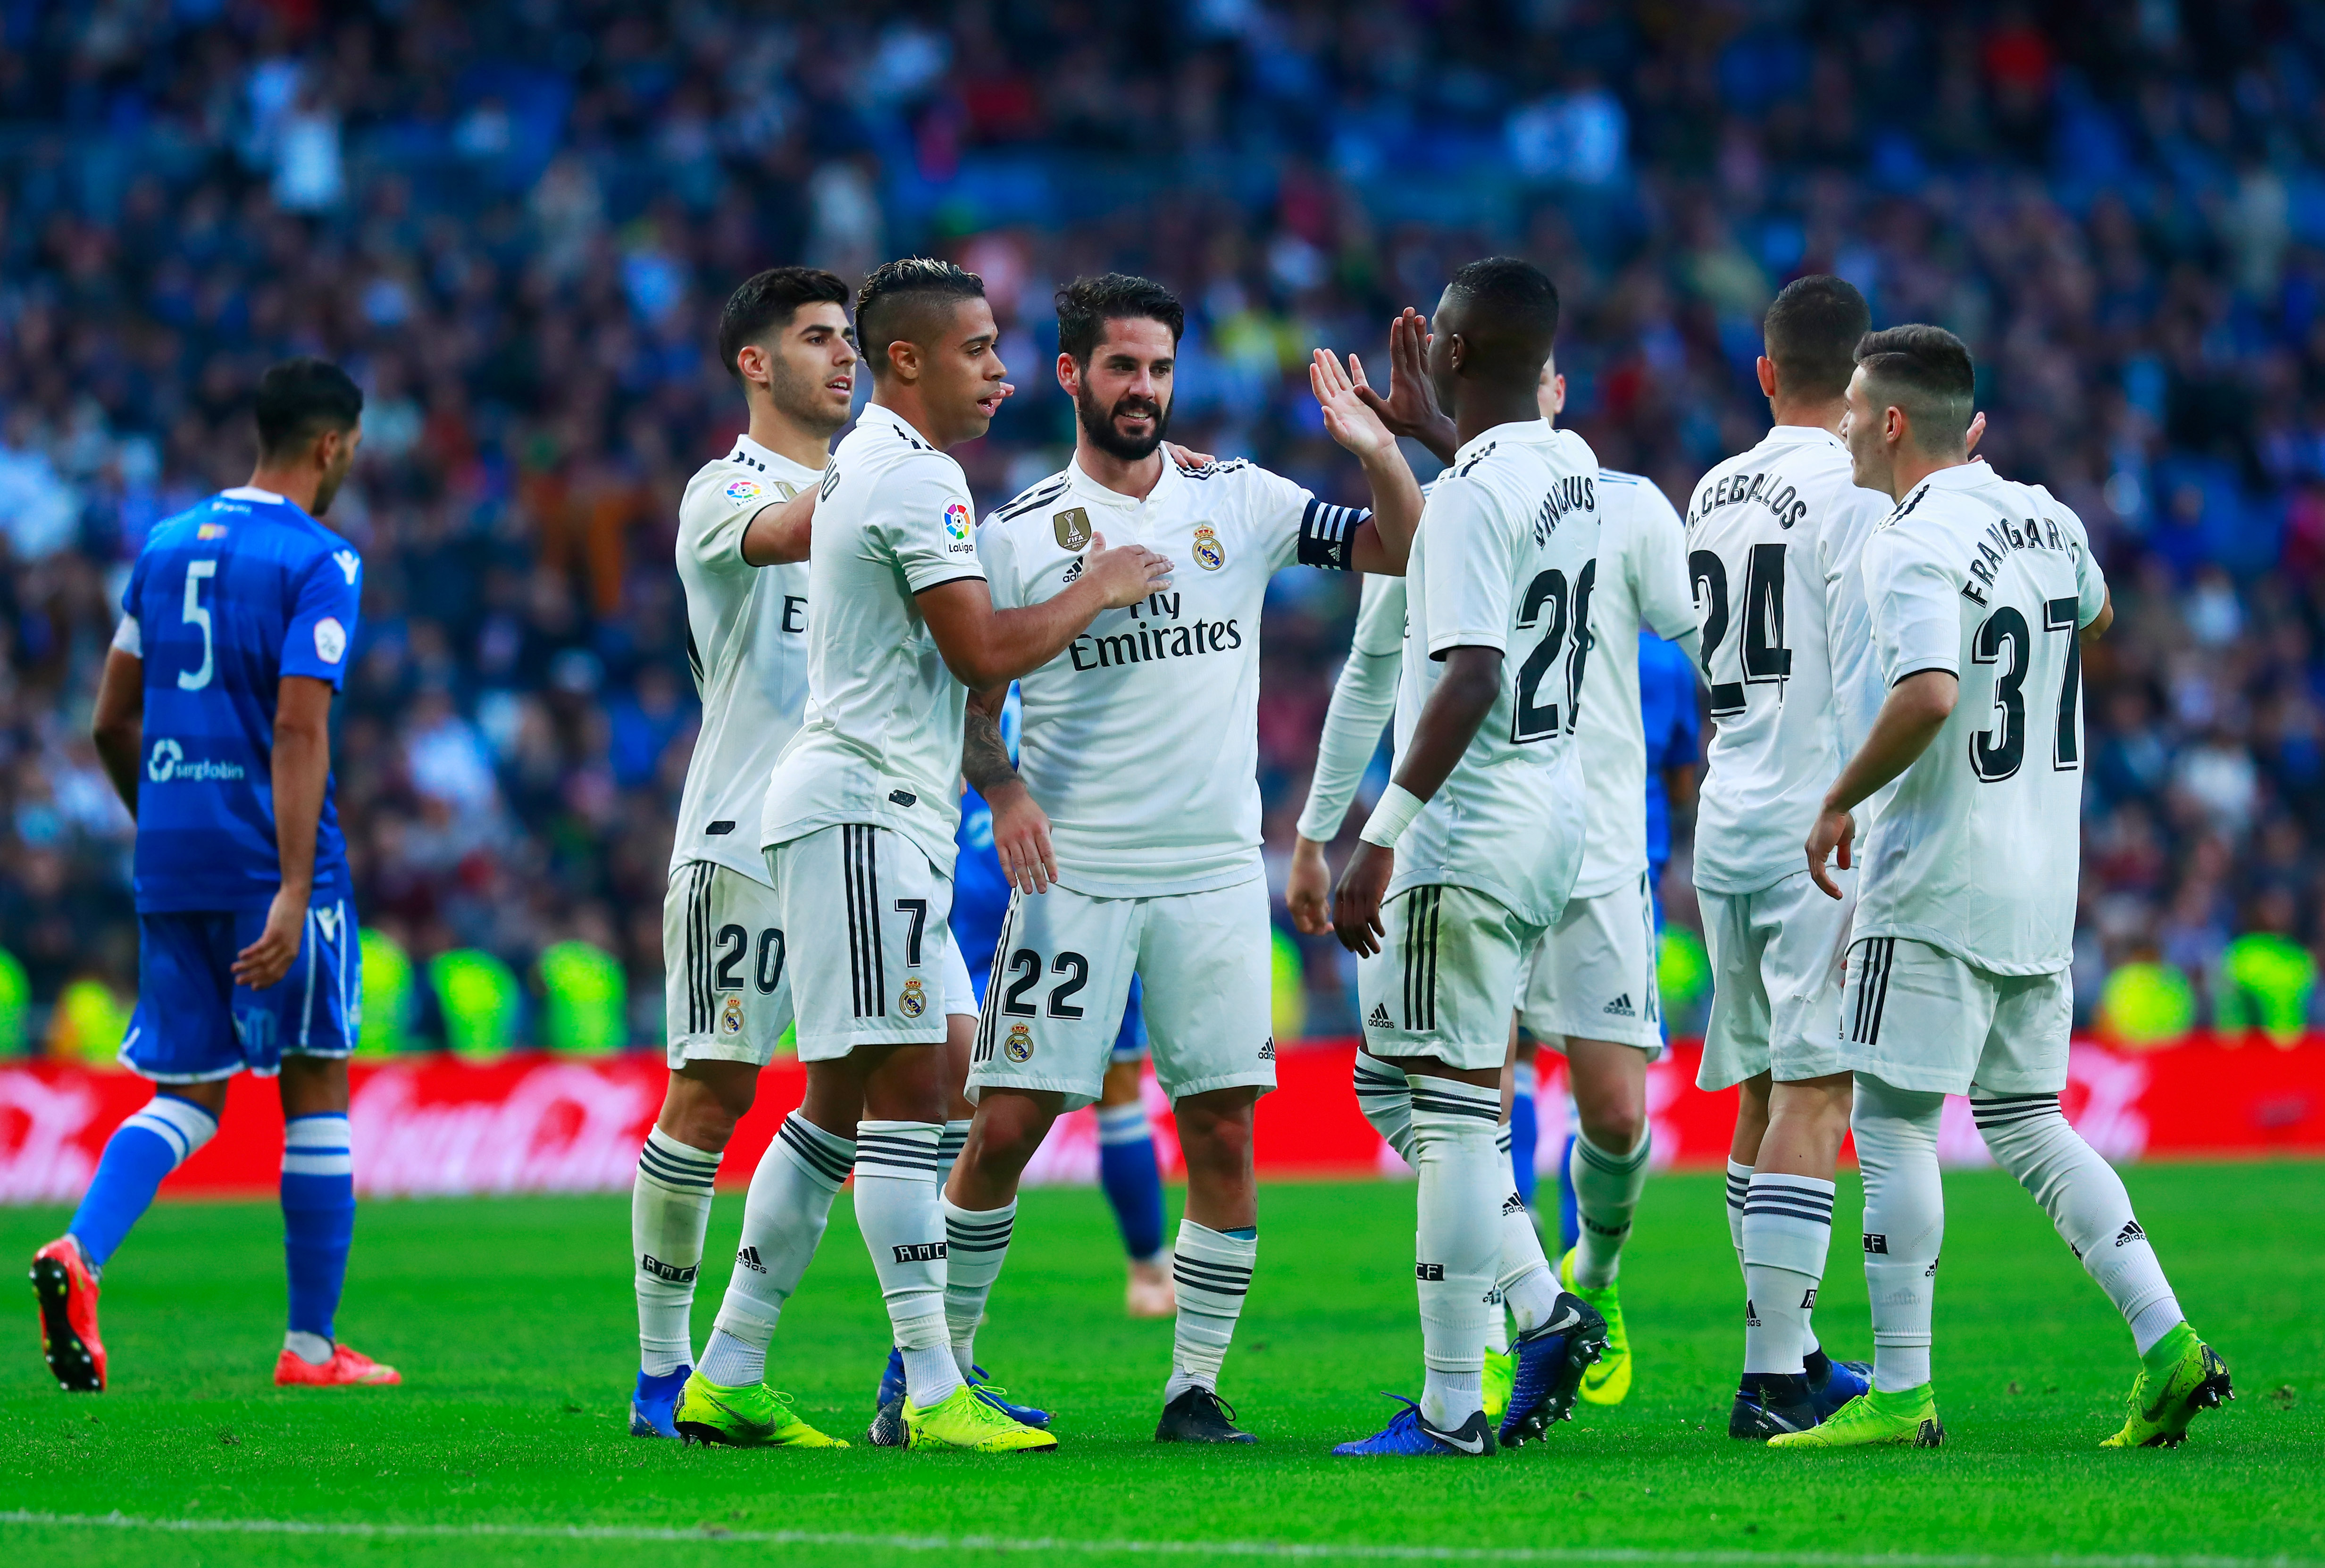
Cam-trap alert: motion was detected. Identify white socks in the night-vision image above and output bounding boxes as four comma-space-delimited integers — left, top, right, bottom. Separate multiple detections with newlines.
1411, 1075, 1500, 1429
1569, 1127, 1651, 1287
1493, 1120, 1559, 1334
1971, 1093, 2183, 1354
852, 1120, 962, 1408
1740, 1172, 1836, 1376
1354, 1051, 1415, 1163
696, 1112, 852, 1387
1165, 1218, 1255, 1401
631, 1128, 721, 1376
1852, 1076, 1945, 1392
941, 1194, 1015, 1376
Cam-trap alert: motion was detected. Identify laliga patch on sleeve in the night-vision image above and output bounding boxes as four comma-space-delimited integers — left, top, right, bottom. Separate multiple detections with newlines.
724, 477, 767, 505
313, 617, 348, 664
943, 500, 974, 554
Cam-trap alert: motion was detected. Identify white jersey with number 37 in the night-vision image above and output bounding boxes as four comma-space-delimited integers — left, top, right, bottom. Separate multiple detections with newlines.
1852, 464, 2106, 976
1389, 419, 1603, 929
1685, 425, 1891, 895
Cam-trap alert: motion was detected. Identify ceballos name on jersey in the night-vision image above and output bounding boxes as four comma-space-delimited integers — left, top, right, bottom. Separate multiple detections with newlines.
1960, 514, 2081, 607
1692, 468, 1808, 530
1532, 475, 1598, 544
1067, 590, 1242, 671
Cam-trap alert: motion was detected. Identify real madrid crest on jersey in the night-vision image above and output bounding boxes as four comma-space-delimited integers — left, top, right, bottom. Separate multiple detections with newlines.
898, 977, 927, 1018
1054, 507, 1092, 550
1004, 1022, 1035, 1062
1191, 523, 1225, 570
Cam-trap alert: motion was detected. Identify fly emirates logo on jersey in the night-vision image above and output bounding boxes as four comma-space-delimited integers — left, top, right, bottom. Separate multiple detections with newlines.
1065, 588, 1244, 673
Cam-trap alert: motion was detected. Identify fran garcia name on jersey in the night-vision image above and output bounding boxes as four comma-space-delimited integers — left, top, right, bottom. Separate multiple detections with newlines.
1941, 507, 2083, 609
1691, 467, 1810, 531
1067, 589, 1242, 672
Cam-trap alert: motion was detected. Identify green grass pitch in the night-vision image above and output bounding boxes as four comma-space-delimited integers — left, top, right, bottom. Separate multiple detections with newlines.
1, 1163, 2319, 1567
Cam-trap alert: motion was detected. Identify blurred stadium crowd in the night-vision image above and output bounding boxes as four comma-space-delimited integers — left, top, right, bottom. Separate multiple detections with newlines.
3, 0, 2324, 1060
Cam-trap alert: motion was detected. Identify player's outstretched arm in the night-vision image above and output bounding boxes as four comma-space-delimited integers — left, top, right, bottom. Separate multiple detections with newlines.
918, 532, 1172, 689
92, 647, 145, 819
739, 486, 819, 566
1805, 668, 1958, 900
1331, 644, 1502, 955
233, 675, 335, 990
1310, 349, 1424, 574
963, 685, 1058, 895
1350, 307, 1458, 466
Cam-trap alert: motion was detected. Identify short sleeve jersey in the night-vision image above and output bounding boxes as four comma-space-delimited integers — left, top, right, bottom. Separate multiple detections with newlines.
759, 402, 985, 876
1852, 465, 2106, 976
978, 453, 1366, 895
1685, 425, 1892, 895
669, 434, 820, 885
118, 487, 361, 913
1570, 468, 1699, 898
1389, 420, 1603, 928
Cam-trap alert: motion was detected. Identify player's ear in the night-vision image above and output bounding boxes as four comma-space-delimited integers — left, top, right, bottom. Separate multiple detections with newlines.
887, 338, 920, 384
1055, 350, 1079, 398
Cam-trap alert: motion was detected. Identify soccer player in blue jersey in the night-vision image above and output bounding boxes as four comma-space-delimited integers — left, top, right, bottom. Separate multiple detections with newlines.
32, 359, 397, 1393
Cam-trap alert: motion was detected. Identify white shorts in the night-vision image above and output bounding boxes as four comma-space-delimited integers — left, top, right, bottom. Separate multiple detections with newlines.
1696, 869, 1854, 1091
766, 824, 956, 1062
1836, 936, 2072, 1098
939, 930, 978, 1020
966, 877, 1274, 1111
1358, 883, 1542, 1072
663, 860, 796, 1070
1515, 871, 1664, 1057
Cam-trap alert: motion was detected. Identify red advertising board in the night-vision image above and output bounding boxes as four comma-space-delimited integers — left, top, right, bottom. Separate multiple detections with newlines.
1, 1037, 2320, 1203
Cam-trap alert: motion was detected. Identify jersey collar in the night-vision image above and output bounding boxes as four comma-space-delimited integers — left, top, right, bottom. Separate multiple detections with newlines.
219, 485, 287, 504
1918, 461, 1991, 492
1452, 417, 1559, 464
1064, 449, 1178, 511
1759, 423, 1846, 451
731, 431, 818, 481
855, 400, 929, 447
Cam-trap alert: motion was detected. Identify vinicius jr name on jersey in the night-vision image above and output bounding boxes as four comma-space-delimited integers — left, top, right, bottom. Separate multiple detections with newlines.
1067, 590, 1243, 672
1533, 473, 1598, 541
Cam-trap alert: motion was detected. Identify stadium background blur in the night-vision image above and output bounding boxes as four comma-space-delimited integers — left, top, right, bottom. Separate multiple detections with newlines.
2, 0, 2322, 1068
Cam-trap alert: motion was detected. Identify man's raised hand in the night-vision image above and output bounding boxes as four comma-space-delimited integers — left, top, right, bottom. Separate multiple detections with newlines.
1084, 530, 1174, 608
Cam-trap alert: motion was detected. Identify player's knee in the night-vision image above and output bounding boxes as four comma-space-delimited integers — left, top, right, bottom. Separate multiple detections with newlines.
1175, 1094, 1256, 1179
276, 1054, 349, 1119
662, 1064, 754, 1150
964, 1093, 1052, 1174
1579, 1101, 1645, 1155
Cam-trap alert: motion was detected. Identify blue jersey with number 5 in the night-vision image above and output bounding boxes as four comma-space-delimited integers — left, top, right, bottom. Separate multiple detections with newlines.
120, 487, 361, 914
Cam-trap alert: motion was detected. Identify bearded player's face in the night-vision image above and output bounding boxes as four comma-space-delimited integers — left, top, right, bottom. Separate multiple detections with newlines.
1064, 316, 1176, 462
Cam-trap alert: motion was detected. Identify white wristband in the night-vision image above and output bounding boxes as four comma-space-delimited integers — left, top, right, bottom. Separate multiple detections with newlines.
1358, 783, 1425, 849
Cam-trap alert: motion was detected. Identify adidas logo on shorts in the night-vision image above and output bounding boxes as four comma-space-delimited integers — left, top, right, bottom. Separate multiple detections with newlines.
1367, 1003, 1393, 1029
1603, 993, 1636, 1017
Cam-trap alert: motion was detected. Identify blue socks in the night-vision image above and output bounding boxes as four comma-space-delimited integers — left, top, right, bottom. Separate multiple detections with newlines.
1508, 1060, 1539, 1209
1557, 1133, 1582, 1255
1096, 1101, 1166, 1263
281, 1114, 356, 1341
67, 1094, 218, 1268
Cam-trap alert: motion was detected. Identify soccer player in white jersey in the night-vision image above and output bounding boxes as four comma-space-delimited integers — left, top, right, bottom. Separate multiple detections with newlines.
1772, 326, 2230, 1451
1328, 258, 1608, 1458
1290, 339, 1696, 1416
678, 258, 1170, 1456
627, 267, 863, 1443
938, 273, 1422, 1445
1682, 276, 1895, 1439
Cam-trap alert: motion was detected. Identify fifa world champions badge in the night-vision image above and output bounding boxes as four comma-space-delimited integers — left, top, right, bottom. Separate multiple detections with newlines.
1192, 524, 1225, 571
1054, 507, 1093, 550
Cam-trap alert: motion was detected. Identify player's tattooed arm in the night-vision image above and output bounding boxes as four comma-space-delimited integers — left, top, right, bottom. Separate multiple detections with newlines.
1805, 668, 1959, 900
1332, 645, 1502, 955
964, 686, 1059, 895
234, 675, 335, 988
91, 646, 145, 818
739, 488, 817, 566
1311, 348, 1424, 574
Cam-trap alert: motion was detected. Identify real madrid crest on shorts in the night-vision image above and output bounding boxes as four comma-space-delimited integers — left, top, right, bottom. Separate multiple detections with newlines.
1054, 507, 1092, 550
1191, 523, 1225, 571
720, 993, 745, 1035
898, 977, 927, 1018
1004, 1022, 1035, 1063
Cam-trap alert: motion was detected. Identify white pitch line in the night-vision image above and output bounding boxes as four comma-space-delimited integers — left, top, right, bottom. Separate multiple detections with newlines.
0, 1510, 2309, 1568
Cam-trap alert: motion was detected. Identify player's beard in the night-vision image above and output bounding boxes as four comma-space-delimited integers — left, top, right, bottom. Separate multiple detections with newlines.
1077, 382, 1171, 462
767, 355, 853, 440
312, 450, 356, 516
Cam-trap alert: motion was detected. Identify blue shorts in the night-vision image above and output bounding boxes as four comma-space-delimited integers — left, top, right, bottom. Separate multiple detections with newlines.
122, 899, 361, 1083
